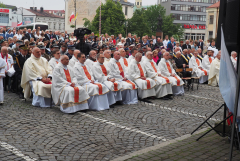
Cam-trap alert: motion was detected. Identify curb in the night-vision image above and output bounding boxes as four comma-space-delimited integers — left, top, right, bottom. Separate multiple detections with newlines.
111, 127, 209, 161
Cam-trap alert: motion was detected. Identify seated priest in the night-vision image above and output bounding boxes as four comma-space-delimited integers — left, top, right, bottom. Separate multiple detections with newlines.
208, 51, 221, 87
21, 47, 53, 107
107, 51, 138, 104
85, 50, 97, 71
13, 45, 30, 99
230, 51, 237, 70
0, 57, 6, 104
189, 51, 208, 83
1, 46, 14, 91
202, 48, 214, 74
92, 53, 123, 105
128, 47, 138, 64
52, 55, 90, 113
119, 48, 129, 69
174, 51, 192, 85
158, 52, 184, 95
128, 53, 156, 99
142, 51, 173, 100
49, 49, 60, 70
103, 50, 112, 66
69, 50, 80, 68
74, 52, 110, 111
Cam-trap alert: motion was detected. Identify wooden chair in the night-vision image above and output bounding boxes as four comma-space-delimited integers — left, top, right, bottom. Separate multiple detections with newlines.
187, 68, 200, 90
176, 68, 192, 91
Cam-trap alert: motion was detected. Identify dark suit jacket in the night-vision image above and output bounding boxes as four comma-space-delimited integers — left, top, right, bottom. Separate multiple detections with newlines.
198, 42, 203, 50
13, 52, 30, 74
25, 33, 35, 41
44, 34, 51, 40
52, 34, 59, 40
181, 54, 190, 65
167, 41, 176, 51
126, 38, 135, 46
182, 44, 191, 50
175, 57, 185, 68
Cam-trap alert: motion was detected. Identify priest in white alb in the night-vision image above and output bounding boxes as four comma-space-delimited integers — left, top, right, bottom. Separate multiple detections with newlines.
230, 51, 237, 70
103, 50, 112, 66
0, 57, 6, 104
127, 48, 137, 64
92, 53, 123, 105
69, 50, 80, 68
119, 48, 129, 69
128, 53, 156, 99
21, 47, 53, 107
189, 51, 208, 83
85, 50, 97, 71
52, 55, 90, 113
49, 49, 60, 70
208, 51, 221, 87
202, 48, 214, 74
142, 51, 173, 99
74, 53, 110, 111
108, 51, 138, 104
158, 52, 184, 95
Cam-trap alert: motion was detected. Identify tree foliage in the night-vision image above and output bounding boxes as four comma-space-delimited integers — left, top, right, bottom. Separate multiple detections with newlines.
0, 2, 6, 8
88, 0, 125, 35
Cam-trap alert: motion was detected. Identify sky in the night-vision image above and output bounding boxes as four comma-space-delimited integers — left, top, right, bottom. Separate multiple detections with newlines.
1, 0, 157, 10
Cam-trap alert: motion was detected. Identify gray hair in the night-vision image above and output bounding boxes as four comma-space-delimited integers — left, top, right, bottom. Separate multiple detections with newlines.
8, 37, 12, 40
60, 55, 66, 61
96, 53, 103, 59
118, 48, 124, 53
89, 50, 95, 56
135, 52, 142, 58
103, 49, 111, 55
145, 51, 152, 57
176, 51, 181, 55
231, 51, 237, 56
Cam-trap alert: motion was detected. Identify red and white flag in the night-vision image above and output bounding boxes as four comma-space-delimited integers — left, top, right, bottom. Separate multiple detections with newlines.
69, 12, 75, 22
17, 22, 22, 26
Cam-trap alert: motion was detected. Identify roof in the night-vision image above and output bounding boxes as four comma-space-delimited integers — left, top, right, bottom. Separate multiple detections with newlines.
44, 10, 65, 14
113, 0, 134, 7
26, 9, 64, 19
207, 1, 220, 8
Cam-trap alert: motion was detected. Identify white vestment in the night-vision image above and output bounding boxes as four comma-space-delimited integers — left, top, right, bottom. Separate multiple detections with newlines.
74, 61, 110, 110
189, 56, 208, 83
92, 61, 123, 104
119, 57, 129, 69
104, 58, 111, 66
107, 58, 138, 104
158, 58, 184, 95
52, 63, 90, 113
202, 55, 214, 73
1, 54, 13, 71
128, 59, 156, 99
231, 56, 237, 70
208, 58, 220, 87
128, 55, 135, 64
0, 58, 6, 102
49, 57, 60, 70
142, 58, 172, 98
85, 59, 96, 71
21, 54, 53, 107
68, 56, 78, 68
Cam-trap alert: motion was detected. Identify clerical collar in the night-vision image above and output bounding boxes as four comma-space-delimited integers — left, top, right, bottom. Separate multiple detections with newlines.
63, 65, 68, 70
80, 62, 85, 66
114, 58, 119, 62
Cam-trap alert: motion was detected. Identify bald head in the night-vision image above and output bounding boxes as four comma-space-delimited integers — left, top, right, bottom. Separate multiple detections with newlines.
163, 52, 170, 60
74, 50, 81, 58
113, 51, 121, 60
1, 46, 8, 56
61, 55, 69, 65
32, 47, 41, 58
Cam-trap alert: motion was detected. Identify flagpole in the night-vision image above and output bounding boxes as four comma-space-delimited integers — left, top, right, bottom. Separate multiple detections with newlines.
99, 0, 101, 36
75, 0, 76, 29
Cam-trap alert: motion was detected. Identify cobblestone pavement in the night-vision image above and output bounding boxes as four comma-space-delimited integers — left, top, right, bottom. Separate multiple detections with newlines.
125, 131, 240, 161
0, 84, 225, 161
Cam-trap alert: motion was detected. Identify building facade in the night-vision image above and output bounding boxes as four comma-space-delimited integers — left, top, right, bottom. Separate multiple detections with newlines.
158, 0, 220, 41
65, 0, 134, 33
205, 1, 219, 41
16, 7, 65, 32
0, 7, 23, 28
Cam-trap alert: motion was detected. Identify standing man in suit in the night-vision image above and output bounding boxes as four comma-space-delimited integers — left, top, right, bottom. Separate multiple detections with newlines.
44, 30, 51, 41
182, 40, 191, 50
167, 38, 176, 52
198, 39, 203, 51
65, 31, 69, 39
25, 29, 35, 41
52, 31, 59, 41
126, 33, 134, 46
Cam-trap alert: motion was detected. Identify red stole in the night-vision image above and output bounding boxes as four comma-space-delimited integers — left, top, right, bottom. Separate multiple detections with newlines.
64, 69, 72, 83
116, 62, 124, 78
150, 62, 157, 73
196, 59, 207, 75
123, 58, 128, 67
209, 57, 212, 64
166, 62, 180, 86
100, 65, 108, 76
82, 66, 92, 80
137, 63, 150, 89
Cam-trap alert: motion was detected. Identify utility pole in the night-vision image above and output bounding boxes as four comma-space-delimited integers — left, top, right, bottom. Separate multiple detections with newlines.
75, 0, 76, 29
99, 0, 101, 36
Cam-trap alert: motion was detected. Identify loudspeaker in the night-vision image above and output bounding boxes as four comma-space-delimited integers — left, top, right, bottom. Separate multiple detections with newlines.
215, 0, 227, 49
224, 0, 240, 53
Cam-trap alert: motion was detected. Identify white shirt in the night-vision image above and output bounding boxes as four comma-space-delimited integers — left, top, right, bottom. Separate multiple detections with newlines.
15, 34, 22, 40
163, 39, 169, 48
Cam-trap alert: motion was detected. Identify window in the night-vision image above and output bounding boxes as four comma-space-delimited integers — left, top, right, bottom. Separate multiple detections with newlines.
173, 14, 206, 21
59, 23, 61, 30
209, 15, 214, 24
125, 6, 128, 16
0, 13, 9, 23
137, 2, 139, 5
209, 31, 213, 39
53, 23, 56, 29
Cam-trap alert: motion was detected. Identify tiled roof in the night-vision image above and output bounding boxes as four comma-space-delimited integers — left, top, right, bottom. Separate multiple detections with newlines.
113, 0, 134, 7
207, 1, 220, 8
44, 10, 65, 14
26, 9, 64, 19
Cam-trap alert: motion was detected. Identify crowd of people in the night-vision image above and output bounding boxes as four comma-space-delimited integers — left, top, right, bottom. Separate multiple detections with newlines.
0, 26, 237, 114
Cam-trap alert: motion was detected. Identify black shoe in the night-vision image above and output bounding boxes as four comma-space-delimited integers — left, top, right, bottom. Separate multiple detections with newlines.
19, 93, 24, 99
